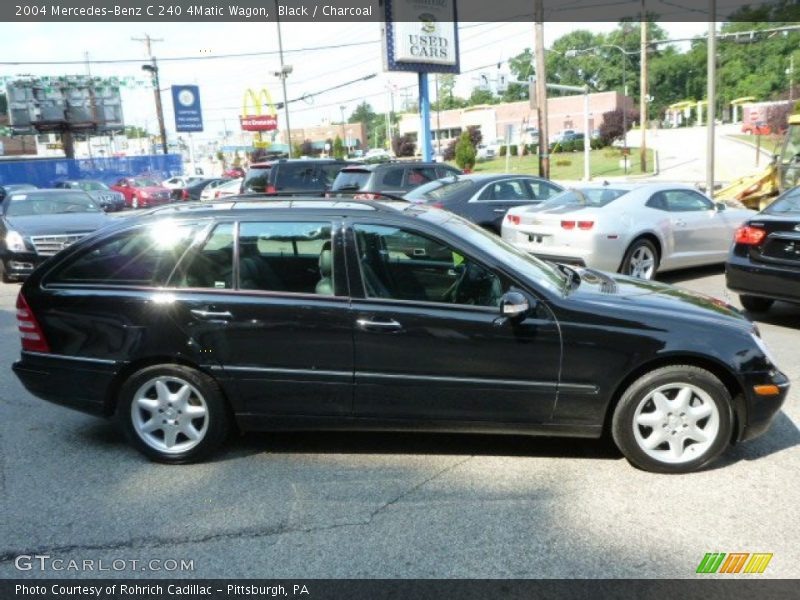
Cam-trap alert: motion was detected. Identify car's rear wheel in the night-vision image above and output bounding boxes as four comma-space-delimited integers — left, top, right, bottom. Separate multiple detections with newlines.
740, 294, 774, 312
621, 238, 659, 280
119, 364, 230, 463
612, 365, 733, 473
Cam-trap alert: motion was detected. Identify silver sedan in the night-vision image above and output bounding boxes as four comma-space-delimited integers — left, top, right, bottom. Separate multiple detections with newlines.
501, 183, 755, 279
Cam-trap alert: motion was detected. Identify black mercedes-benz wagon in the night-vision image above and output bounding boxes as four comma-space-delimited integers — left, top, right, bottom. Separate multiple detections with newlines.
12, 198, 789, 472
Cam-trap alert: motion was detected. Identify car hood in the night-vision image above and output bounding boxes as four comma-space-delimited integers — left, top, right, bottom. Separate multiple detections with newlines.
570, 269, 751, 330
137, 186, 170, 194
5, 212, 111, 236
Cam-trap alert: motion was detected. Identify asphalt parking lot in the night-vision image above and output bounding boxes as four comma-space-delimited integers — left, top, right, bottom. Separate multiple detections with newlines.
0, 266, 797, 579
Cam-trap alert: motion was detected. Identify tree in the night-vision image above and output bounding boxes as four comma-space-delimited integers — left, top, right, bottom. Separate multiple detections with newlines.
300, 139, 315, 156
598, 108, 638, 146
454, 131, 476, 171
765, 102, 793, 133
466, 125, 482, 148
467, 87, 497, 106
392, 133, 416, 157
333, 135, 345, 159
348, 101, 376, 124
124, 126, 150, 139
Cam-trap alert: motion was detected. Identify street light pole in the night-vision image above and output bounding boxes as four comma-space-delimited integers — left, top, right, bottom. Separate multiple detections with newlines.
640, 0, 648, 173
534, 1, 549, 179
275, 1, 293, 158
706, 1, 716, 196
340, 105, 347, 156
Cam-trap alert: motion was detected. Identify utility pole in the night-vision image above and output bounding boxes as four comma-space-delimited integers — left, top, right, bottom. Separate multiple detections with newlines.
706, 1, 716, 196
84, 51, 95, 161
275, 1, 293, 158
132, 34, 168, 155
639, 1, 648, 173
789, 55, 794, 102
340, 105, 347, 155
435, 73, 442, 157
534, 0, 549, 179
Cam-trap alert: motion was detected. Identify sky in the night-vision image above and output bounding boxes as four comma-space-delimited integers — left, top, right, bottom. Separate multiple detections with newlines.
0, 21, 709, 144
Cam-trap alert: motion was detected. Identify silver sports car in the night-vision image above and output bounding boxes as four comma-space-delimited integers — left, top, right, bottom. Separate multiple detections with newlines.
501, 183, 755, 279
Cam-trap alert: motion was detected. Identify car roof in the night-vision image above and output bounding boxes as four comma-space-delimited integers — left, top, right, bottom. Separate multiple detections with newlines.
250, 158, 351, 168
341, 161, 443, 172
6, 188, 83, 195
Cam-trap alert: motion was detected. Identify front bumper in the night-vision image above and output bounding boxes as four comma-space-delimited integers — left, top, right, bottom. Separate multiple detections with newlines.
1, 251, 44, 280
726, 253, 800, 304
738, 369, 791, 442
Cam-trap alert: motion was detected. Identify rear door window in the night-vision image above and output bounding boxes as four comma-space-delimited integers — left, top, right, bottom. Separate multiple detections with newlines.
170, 223, 235, 289
405, 167, 438, 188
381, 168, 404, 188
46, 222, 207, 287
332, 169, 371, 192
243, 165, 271, 192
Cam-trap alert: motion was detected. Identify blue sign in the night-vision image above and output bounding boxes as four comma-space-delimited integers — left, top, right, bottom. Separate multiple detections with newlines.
171, 85, 203, 132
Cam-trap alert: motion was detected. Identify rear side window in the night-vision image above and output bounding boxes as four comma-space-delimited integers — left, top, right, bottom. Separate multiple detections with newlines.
319, 164, 345, 187
170, 224, 234, 289
405, 167, 437, 187
47, 222, 206, 287
238, 221, 335, 295
381, 168, 403, 187
332, 169, 370, 191
243, 166, 271, 191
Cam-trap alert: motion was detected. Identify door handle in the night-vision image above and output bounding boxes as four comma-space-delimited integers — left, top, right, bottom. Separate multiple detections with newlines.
493, 208, 507, 213
357, 318, 402, 332
190, 309, 233, 320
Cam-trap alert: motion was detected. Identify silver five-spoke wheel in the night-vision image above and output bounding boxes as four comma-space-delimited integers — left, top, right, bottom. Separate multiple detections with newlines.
632, 383, 719, 464
131, 376, 209, 454
627, 245, 656, 279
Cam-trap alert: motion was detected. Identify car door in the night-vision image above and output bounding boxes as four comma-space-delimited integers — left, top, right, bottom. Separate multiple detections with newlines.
468, 178, 538, 233
663, 189, 727, 266
347, 220, 560, 424
168, 218, 354, 417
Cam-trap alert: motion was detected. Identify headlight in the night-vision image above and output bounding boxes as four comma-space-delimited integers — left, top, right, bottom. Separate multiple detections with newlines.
140, 191, 150, 198
751, 331, 778, 366
5, 230, 26, 253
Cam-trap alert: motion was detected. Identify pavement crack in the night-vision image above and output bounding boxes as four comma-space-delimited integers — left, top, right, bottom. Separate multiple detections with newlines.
0, 456, 473, 563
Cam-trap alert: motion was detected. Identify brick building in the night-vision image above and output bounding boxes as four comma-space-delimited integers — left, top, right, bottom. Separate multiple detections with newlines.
276, 122, 368, 151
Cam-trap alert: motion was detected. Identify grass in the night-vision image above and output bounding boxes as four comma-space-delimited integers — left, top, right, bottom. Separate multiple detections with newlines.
462, 147, 656, 180
729, 133, 784, 153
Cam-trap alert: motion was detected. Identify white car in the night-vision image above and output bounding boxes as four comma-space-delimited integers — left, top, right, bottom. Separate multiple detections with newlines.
363, 149, 394, 162
206, 178, 243, 200
501, 183, 755, 279
162, 176, 206, 189
476, 144, 496, 160
199, 178, 233, 201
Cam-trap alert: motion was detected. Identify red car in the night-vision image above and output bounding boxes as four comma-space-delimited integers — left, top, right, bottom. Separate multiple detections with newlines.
222, 167, 245, 178
110, 177, 173, 209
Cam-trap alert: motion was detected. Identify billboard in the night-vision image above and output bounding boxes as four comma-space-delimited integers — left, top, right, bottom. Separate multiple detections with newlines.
383, 0, 460, 74
240, 88, 278, 132
4, 76, 124, 133
171, 85, 204, 132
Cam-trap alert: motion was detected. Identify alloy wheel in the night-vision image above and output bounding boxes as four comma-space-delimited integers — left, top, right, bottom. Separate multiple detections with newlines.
632, 382, 720, 464
627, 245, 656, 279
130, 376, 209, 454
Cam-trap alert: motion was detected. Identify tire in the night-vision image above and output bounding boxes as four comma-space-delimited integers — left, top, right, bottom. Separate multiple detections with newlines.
611, 365, 733, 473
132, 195, 140, 209
620, 238, 659, 280
740, 294, 774, 313
118, 364, 230, 464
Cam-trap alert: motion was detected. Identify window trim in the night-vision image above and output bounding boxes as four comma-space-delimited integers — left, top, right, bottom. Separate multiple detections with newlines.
469, 177, 532, 203
662, 189, 715, 213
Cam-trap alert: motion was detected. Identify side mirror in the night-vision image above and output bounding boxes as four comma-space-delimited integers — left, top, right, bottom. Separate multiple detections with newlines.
499, 290, 531, 320
715, 202, 726, 211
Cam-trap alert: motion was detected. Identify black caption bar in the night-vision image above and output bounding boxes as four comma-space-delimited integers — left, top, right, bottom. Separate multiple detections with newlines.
2, 579, 797, 600
1, 0, 797, 22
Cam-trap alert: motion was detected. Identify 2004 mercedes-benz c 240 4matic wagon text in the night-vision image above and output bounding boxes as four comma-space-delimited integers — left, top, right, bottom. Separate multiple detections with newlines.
12, 199, 789, 473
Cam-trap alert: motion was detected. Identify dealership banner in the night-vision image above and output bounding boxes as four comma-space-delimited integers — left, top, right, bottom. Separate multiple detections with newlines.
171, 85, 203, 133
382, 0, 460, 74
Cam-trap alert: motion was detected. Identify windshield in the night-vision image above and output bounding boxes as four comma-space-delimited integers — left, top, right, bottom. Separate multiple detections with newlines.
417, 208, 566, 291
405, 178, 474, 203
78, 181, 110, 191
537, 188, 629, 210
6, 192, 101, 216
132, 178, 161, 187
764, 186, 800, 214
332, 170, 370, 191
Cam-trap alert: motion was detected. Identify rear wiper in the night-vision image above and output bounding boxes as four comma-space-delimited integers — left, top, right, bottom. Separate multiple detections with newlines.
335, 184, 361, 191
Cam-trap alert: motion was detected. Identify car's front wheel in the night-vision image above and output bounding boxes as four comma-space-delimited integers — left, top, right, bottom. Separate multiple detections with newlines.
612, 365, 733, 473
740, 294, 774, 312
119, 364, 230, 463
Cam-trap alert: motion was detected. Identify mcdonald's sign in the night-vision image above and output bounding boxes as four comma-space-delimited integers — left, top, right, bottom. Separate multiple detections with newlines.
240, 88, 278, 132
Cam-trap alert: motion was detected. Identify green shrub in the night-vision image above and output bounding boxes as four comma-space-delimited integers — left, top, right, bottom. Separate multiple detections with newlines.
550, 142, 562, 154
454, 131, 476, 171
509, 144, 518, 156
499, 146, 507, 157
561, 140, 575, 153
555, 159, 572, 167
603, 149, 621, 158
573, 139, 585, 152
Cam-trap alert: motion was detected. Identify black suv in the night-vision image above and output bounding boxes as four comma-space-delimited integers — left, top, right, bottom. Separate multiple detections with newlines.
241, 159, 350, 194
12, 199, 788, 472
330, 162, 461, 197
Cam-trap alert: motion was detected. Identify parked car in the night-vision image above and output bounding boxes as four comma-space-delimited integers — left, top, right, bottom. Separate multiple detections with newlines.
222, 167, 246, 179
200, 178, 234, 201
726, 185, 800, 312
406, 174, 564, 234
172, 178, 229, 202
502, 183, 756, 279
53, 180, 125, 212
330, 162, 461, 199
0, 189, 111, 282
209, 178, 243, 200
162, 175, 206, 189
11, 199, 788, 472
550, 132, 585, 151
0, 183, 38, 200
241, 159, 350, 194
363, 148, 394, 162
110, 177, 172, 209
476, 144, 496, 160
742, 121, 771, 136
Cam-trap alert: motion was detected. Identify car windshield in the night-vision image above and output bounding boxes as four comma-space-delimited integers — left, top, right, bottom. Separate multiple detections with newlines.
536, 188, 629, 209
764, 187, 800, 214
415, 208, 566, 291
332, 170, 370, 191
6, 192, 101, 216
405, 178, 474, 202
132, 178, 160, 187
78, 181, 110, 191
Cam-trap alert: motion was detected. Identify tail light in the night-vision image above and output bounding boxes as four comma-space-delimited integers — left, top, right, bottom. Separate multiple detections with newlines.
734, 225, 766, 245
16, 292, 50, 353
561, 220, 576, 230
265, 184, 277, 194
507, 214, 521, 225
430, 202, 444, 209
354, 193, 378, 200
578, 221, 594, 230
181, 189, 189, 200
